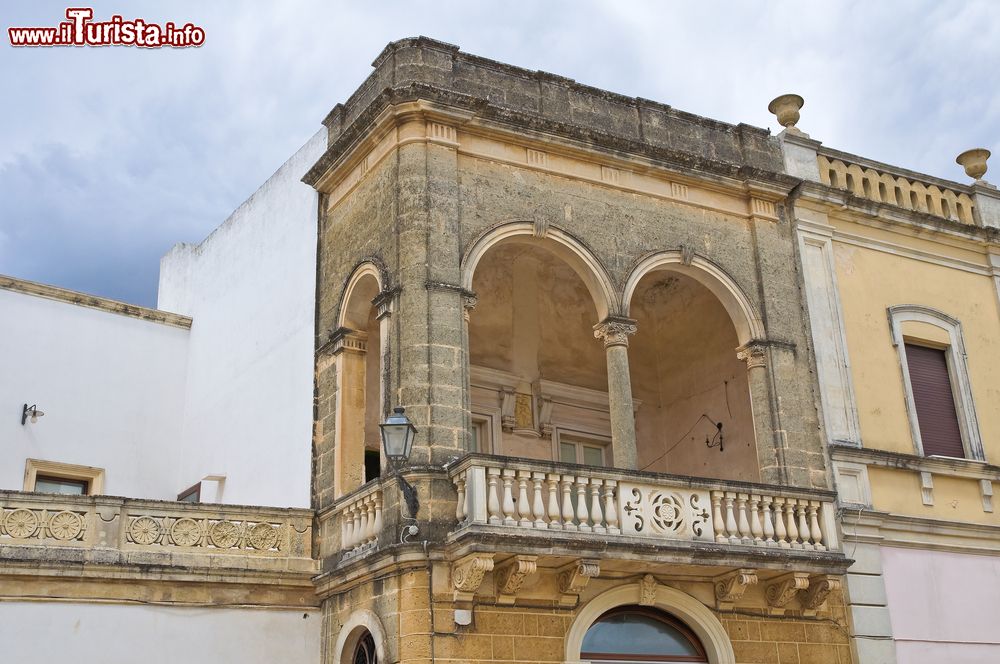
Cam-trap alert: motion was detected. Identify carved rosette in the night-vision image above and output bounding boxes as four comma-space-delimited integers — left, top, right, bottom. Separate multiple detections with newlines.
593, 318, 638, 349
129, 516, 161, 545
4, 509, 39, 538
801, 575, 842, 612
210, 520, 240, 549
736, 341, 767, 370
48, 511, 84, 541
170, 518, 202, 547
495, 555, 538, 605
453, 553, 495, 605
639, 574, 658, 606
248, 523, 278, 550
714, 569, 758, 609
765, 572, 810, 612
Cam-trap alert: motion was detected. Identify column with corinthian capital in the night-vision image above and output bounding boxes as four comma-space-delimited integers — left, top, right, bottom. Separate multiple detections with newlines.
593, 317, 638, 469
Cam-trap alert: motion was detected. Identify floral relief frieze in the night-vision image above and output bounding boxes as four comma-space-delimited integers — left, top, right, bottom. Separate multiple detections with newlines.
124, 513, 303, 554
0, 507, 88, 542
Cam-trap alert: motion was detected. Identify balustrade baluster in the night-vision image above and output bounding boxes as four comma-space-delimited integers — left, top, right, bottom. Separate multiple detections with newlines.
455, 475, 467, 522
797, 500, 811, 550
517, 471, 533, 527
576, 477, 591, 532
774, 497, 788, 548
530, 472, 547, 528
546, 474, 561, 529
501, 470, 517, 526
603, 480, 620, 534
810, 501, 826, 551
561, 475, 576, 530
590, 479, 605, 533
342, 507, 353, 550
487, 468, 502, 525
353, 504, 363, 550
724, 492, 739, 544
749, 495, 763, 544
736, 493, 752, 544
358, 498, 370, 546
373, 493, 383, 539
761, 495, 775, 545
785, 499, 800, 548
711, 491, 726, 543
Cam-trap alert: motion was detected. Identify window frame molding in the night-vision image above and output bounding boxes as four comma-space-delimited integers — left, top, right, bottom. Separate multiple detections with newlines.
23, 458, 105, 495
887, 304, 984, 461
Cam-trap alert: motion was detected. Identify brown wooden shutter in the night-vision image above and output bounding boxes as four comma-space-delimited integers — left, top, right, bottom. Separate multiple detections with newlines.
905, 343, 965, 458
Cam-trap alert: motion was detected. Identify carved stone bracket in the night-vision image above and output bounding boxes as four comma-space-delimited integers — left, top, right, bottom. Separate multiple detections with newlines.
714, 568, 758, 610
372, 286, 400, 321
593, 317, 638, 349
639, 574, 658, 606
500, 387, 516, 431
452, 553, 494, 607
462, 292, 479, 322
537, 395, 554, 438
495, 555, 538, 605
800, 574, 842, 615
557, 559, 600, 606
765, 572, 810, 615
736, 340, 768, 370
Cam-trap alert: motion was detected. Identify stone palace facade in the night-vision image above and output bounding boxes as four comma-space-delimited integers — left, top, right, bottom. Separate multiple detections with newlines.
2, 37, 998, 664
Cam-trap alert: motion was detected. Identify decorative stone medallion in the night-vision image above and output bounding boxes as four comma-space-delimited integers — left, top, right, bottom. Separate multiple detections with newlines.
129, 516, 161, 545
170, 517, 201, 546
248, 523, 278, 550
4, 509, 39, 538
210, 520, 240, 549
48, 511, 83, 541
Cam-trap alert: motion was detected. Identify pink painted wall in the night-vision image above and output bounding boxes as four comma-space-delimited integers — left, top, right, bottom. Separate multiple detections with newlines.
881, 546, 1000, 663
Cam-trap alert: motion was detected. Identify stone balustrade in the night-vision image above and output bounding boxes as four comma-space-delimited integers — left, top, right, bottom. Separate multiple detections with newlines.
450, 455, 839, 552
817, 151, 976, 224
334, 482, 383, 557
0, 490, 314, 569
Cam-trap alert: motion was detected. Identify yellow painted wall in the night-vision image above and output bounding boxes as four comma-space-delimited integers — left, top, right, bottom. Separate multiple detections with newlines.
868, 466, 999, 525
831, 218, 1000, 460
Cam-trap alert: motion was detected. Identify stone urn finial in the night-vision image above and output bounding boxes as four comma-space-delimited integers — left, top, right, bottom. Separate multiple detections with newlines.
768, 94, 805, 129
956, 148, 991, 181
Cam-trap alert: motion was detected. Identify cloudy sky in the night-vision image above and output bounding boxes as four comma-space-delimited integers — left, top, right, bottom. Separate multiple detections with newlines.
2, 1, 998, 306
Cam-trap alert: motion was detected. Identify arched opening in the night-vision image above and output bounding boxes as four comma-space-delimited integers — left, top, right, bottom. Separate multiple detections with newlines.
351, 631, 377, 664
335, 266, 384, 497
468, 237, 611, 461
582, 605, 708, 663
625, 264, 759, 482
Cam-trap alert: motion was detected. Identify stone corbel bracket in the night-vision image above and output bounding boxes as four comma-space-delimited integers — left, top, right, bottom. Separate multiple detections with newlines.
452, 553, 494, 608
557, 559, 600, 607
494, 555, 538, 605
800, 574, 842, 616
765, 572, 810, 615
714, 568, 758, 610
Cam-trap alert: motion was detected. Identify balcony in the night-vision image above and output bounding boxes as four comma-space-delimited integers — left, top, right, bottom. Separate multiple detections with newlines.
0, 491, 318, 607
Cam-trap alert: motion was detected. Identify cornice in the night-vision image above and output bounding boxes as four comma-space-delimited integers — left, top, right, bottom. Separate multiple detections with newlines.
829, 445, 1000, 482
0, 275, 192, 329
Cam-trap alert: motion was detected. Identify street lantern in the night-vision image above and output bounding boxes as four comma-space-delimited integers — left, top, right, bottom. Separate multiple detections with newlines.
379, 406, 420, 518
379, 407, 417, 468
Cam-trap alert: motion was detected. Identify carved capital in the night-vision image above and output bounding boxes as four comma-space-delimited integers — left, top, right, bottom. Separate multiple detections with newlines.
714, 568, 758, 610
453, 553, 494, 605
329, 328, 368, 355
557, 559, 600, 606
593, 317, 638, 349
462, 293, 479, 322
801, 574, 842, 613
736, 340, 767, 369
639, 574, 659, 606
765, 572, 810, 613
495, 555, 538, 605
372, 286, 400, 321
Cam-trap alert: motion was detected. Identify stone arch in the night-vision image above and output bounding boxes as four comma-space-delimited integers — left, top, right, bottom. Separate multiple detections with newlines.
333, 609, 388, 664
462, 221, 617, 321
338, 261, 385, 331
621, 251, 764, 345
565, 583, 735, 664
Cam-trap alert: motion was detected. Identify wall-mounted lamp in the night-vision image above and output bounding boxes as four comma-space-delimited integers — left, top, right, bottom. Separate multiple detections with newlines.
379, 406, 420, 518
21, 404, 45, 426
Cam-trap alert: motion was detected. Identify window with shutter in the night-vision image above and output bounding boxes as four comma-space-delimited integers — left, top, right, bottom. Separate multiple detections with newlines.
904, 343, 965, 458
